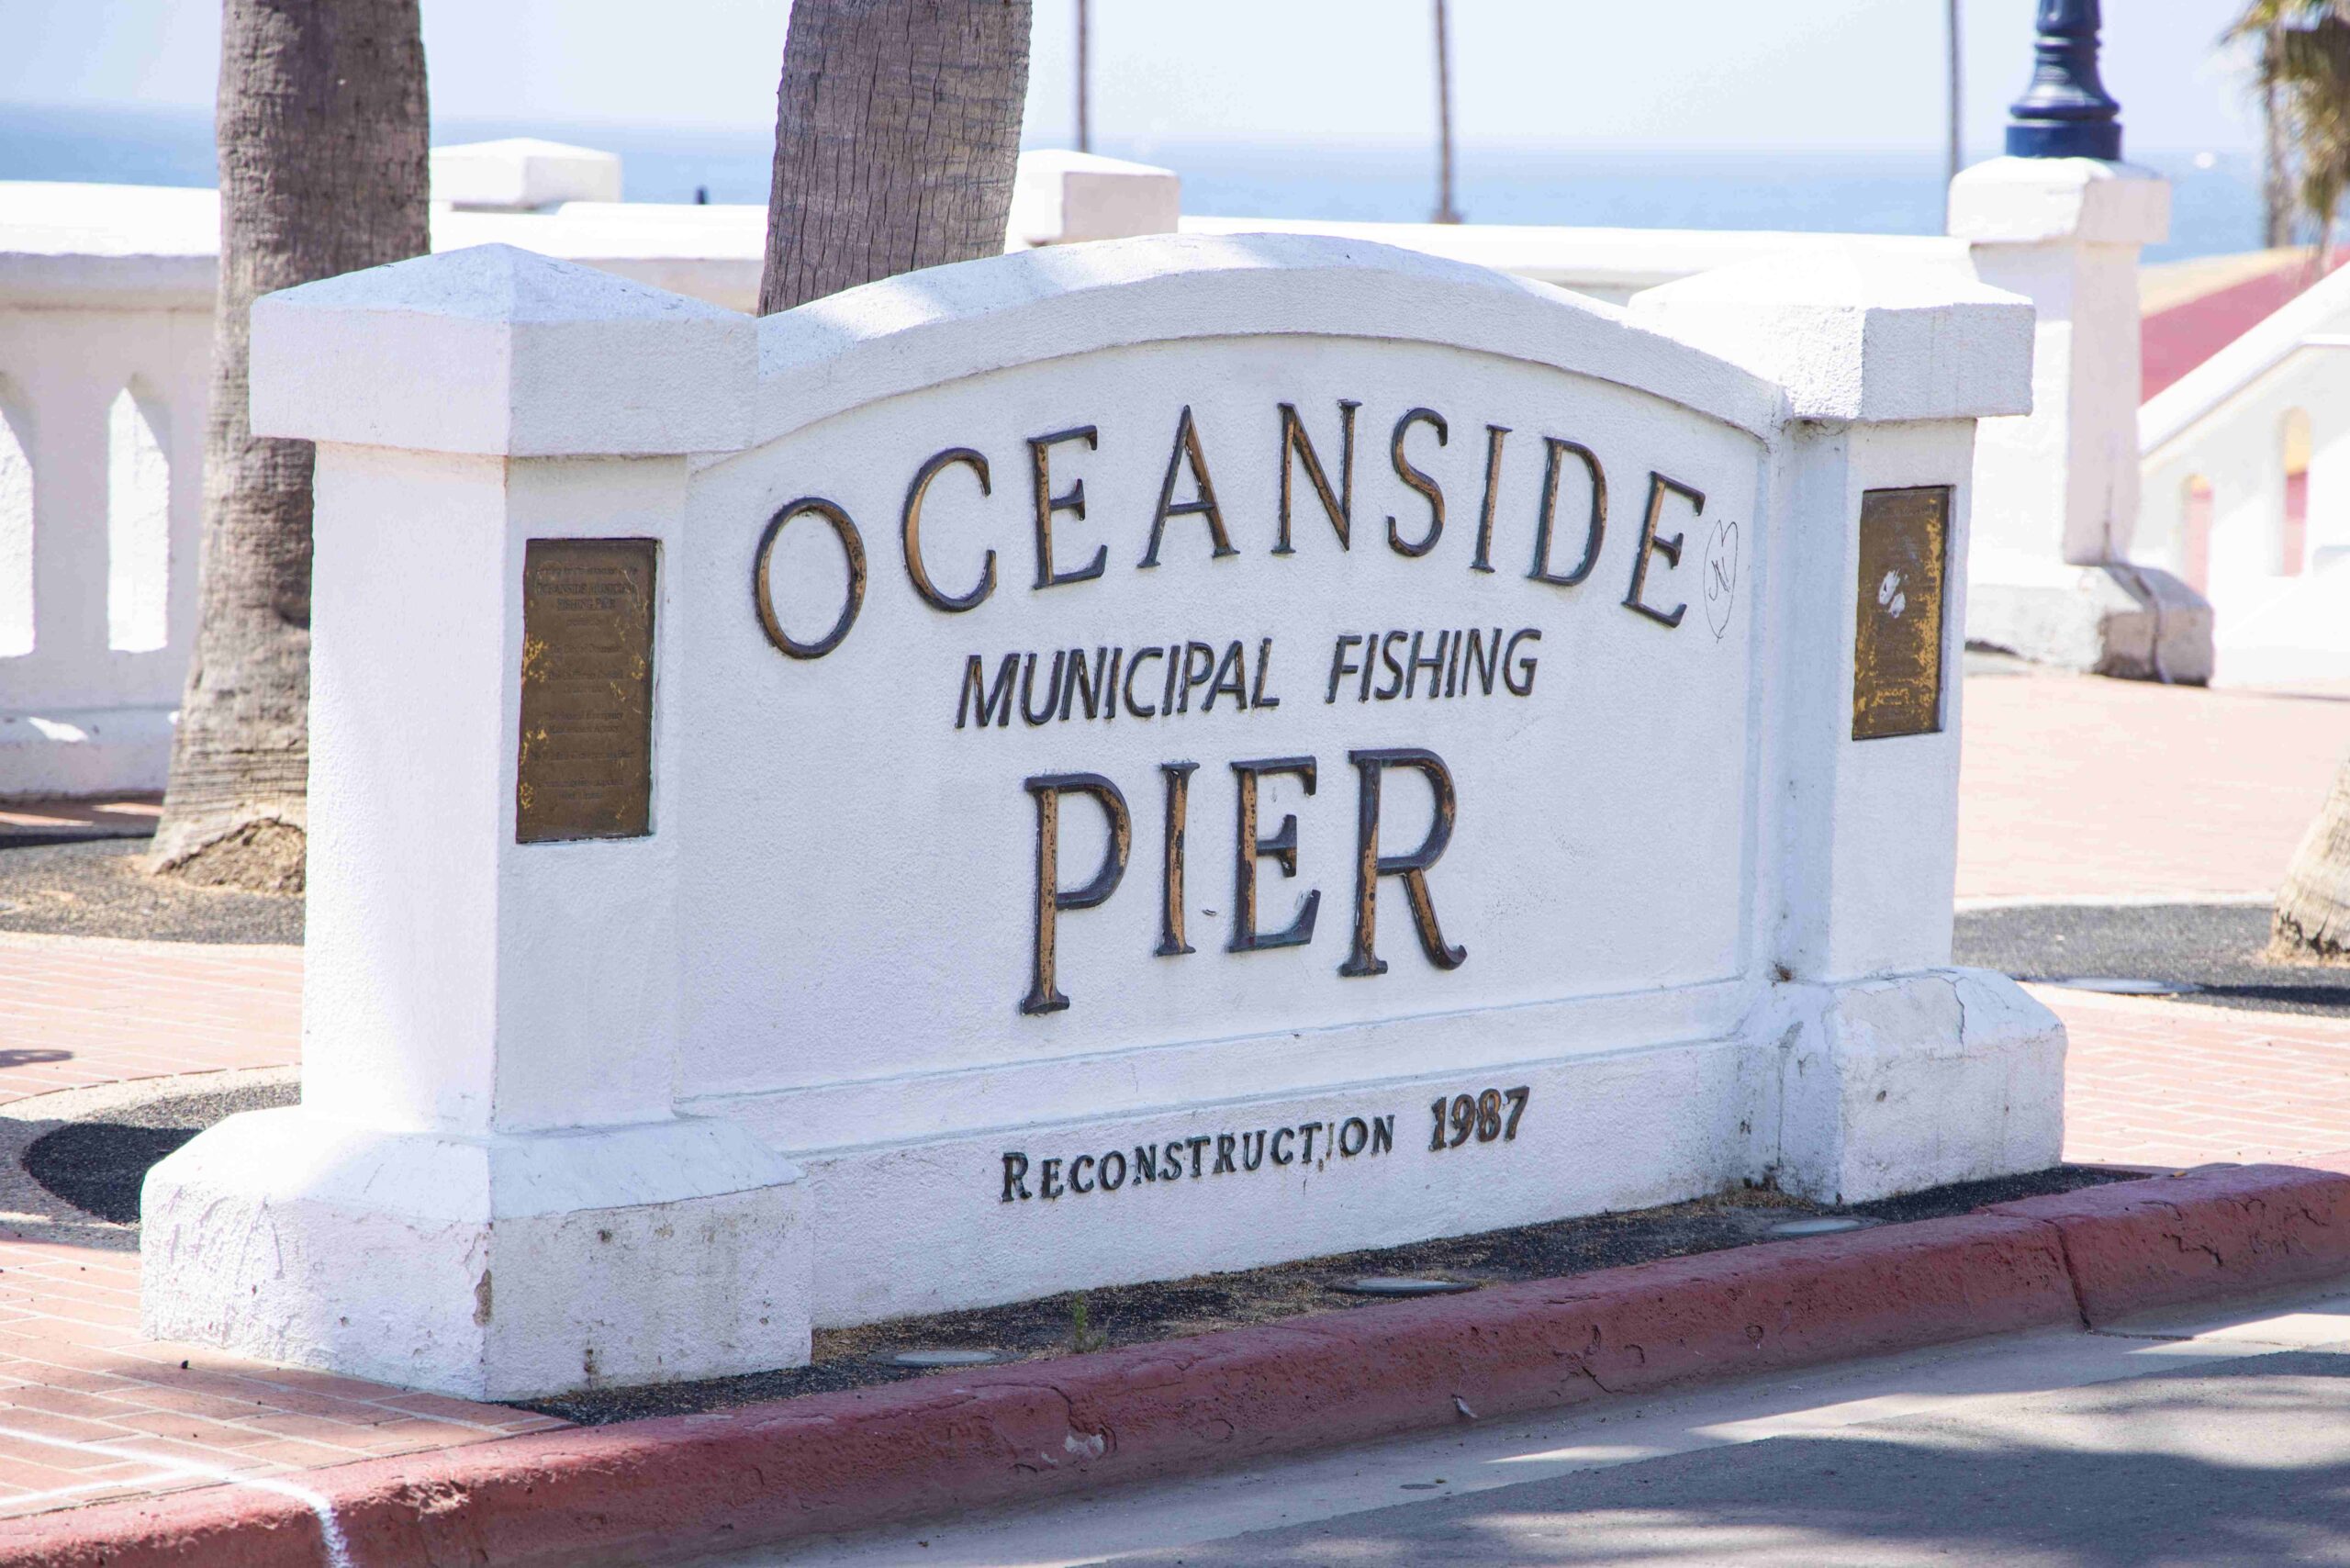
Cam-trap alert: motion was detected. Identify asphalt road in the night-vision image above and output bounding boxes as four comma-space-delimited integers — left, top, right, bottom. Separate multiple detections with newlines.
1101, 1351, 2350, 1566
718, 1281, 2350, 1568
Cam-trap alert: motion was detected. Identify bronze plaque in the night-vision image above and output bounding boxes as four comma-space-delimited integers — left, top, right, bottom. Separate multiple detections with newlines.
517, 538, 655, 843
1851, 487, 1949, 742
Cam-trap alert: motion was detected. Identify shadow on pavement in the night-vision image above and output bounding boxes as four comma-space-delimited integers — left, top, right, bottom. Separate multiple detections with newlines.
1099, 1350, 2350, 1567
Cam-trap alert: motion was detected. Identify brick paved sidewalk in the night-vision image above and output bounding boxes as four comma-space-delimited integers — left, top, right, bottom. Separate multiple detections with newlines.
1958, 665, 2350, 902
0, 933, 558, 1521
2046, 984, 2350, 1170
0, 1241, 565, 1521
0, 797, 159, 837
0, 934, 297, 1103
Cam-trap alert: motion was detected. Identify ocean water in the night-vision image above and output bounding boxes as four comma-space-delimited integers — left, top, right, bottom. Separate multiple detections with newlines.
0, 102, 2261, 266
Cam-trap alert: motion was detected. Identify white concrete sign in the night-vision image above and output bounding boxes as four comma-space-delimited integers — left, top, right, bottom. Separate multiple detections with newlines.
144, 235, 2059, 1399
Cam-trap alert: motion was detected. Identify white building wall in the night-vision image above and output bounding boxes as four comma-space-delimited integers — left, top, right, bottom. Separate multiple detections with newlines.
2311, 402, 2350, 566
2138, 252, 2350, 685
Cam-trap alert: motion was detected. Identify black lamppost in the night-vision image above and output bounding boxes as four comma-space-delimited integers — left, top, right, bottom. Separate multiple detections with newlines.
2004, 0, 2122, 161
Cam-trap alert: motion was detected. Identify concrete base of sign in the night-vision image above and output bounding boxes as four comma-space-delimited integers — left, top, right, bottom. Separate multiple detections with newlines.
704, 968, 2061, 1327
0, 705, 174, 797
141, 1110, 811, 1401
1966, 564, 2214, 684
1772, 969, 2067, 1206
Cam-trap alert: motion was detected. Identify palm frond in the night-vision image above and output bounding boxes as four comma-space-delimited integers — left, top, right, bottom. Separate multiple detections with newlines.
2225, 0, 2346, 45
2258, 12, 2350, 262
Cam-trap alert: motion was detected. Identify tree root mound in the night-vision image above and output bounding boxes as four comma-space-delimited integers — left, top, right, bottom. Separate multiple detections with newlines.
2268, 910, 2350, 969
148, 817, 307, 895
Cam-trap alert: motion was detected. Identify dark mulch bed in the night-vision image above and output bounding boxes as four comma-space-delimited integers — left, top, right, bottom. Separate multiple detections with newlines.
517, 1164, 2137, 1426
0, 835, 300, 945
1955, 902, 2350, 1018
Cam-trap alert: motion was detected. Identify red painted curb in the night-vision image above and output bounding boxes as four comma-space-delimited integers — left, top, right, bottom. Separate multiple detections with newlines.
4, 1165, 2343, 1568
1986, 1163, 2350, 1322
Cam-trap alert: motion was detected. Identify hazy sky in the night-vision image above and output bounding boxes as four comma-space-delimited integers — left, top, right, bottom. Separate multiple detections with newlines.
4, 0, 2260, 154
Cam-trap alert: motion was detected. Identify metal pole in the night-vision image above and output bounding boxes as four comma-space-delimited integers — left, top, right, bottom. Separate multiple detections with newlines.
1433, 0, 1461, 223
1075, 0, 1091, 154
1946, 0, 1964, 183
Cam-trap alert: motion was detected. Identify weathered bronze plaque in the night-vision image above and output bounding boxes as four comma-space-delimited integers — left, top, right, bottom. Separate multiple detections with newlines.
1851, 487, 1948, 742
517, 539, 655, 843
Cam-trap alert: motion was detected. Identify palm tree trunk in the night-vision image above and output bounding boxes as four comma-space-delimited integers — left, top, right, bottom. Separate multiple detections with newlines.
148, 0, 429, 892
758, 0, 1034, 317
2274, 755, 2350, 963
2266, 21, 2295, 249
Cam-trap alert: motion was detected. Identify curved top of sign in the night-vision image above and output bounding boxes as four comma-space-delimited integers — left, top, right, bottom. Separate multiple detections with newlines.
250, 239, 2028, 463
753, 231, 1785, 448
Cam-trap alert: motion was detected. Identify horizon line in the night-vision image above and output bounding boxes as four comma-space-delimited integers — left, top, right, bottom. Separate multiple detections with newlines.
0, 98, 2260, 162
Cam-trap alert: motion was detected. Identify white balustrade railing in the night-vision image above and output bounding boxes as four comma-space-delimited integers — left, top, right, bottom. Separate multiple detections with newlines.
0, 179, 213, 795
10, 147, 1881, 797
14, 138, 2236, 793
0, 169, 773, 798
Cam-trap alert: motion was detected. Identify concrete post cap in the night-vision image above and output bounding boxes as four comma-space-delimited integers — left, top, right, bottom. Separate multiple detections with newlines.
1009, 149, 1182, 247
249, 242, 755, 457
1628, 239, 2034, 424
1948, 156, 2170, 248
431, 138, 624, 212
